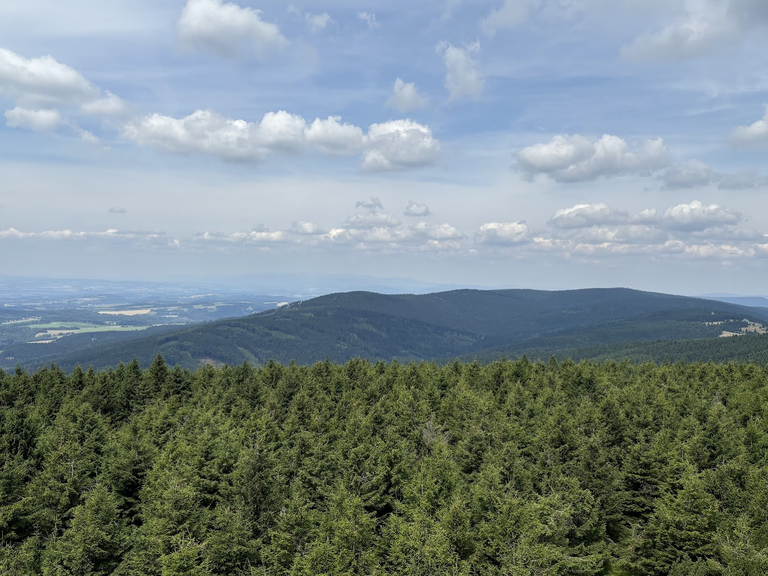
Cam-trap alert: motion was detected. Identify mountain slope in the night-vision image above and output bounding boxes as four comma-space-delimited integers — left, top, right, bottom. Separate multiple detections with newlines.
28, 287, 768, 370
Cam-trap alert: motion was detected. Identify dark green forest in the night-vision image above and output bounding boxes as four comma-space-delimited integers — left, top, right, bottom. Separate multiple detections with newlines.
18, 288, 768, 371
2, 357, 768, 574
477, 333, 768, 365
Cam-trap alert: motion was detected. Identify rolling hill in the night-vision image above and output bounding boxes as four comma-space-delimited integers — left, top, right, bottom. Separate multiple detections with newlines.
19, 287, 768, 371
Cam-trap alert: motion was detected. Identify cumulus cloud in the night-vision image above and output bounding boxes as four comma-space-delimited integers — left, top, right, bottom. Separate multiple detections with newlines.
480, 0, 537, 36
356, 197, 384, 211
386, 78, 429, 113
475, 221, 529, 245
730, 105, 768, 146
305, 13, 334, 33
658, 200, 743, 232
362, 119, 441, 171
123, 110, 439, 171
196, 227, 287, 244
177, 0, 287, 59
358, 12, 379, 29
304, 116, 364, 155
404, 201, 431, 217
0, 47, 97, 107
548, 204, 629, 229
123, 110, 304, 163
436, 41, 484, 101
412, 221, 464, 241
4, 107, 63, 132
0, 46, 128, 142
516, 134, 671, 182
660, 160, 720, 189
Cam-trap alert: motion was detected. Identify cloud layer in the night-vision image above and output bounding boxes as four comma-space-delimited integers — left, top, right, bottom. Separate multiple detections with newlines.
517, 134, 670, 182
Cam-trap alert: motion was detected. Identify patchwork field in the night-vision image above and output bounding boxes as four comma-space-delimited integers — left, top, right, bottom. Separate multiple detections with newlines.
27, 322, 149, 341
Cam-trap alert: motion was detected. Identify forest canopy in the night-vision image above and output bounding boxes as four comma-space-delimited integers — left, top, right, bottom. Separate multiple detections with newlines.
2, 356, 768, 575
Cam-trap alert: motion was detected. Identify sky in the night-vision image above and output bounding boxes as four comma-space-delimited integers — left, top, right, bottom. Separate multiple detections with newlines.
1, 0, 768, 294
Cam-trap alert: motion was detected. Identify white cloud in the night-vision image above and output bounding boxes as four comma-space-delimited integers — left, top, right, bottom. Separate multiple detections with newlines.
80, 91, 127, 117
289, 221, 325, 235
436, 41, 484, 101
177, 0, 287, 59
305, 116, 364, 155
683, 243, 753, 259
305, 13, 334, 33
404, 201, 431, 217
0, 46, 127, 142
516, 134, 671, 182
0, 228, 175, 247
123, 110, 300, 163
480, 0, 538, 36
0, 47, 97, 107
358, 12, 379, 29
109, 207, 128, 214
475, 221, 529, 245
566, 225, 668, 245
730, 106, 768, 146
362, 119, 441, 171
386, 78, 429, 113
328, 226, 410, 246
257, 110, 307, 150
76, 128, 99, 146
571, 240, 687, 257
222, 228, 287, 243
549, 204, 629, 229
412, 221, 464, 241
658, 200, 743, 232
4, 107, 63, 132
660, 160, 720, 189
123, 110, 439, 171
356, 197, 385, 211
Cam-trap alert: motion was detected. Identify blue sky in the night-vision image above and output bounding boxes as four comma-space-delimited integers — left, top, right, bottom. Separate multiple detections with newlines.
1, 0, 768, 294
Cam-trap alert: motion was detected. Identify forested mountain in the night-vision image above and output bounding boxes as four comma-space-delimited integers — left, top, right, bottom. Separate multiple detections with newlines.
476, 333, 768, 365
27, 288, 768, 371
2, 357, 768, 574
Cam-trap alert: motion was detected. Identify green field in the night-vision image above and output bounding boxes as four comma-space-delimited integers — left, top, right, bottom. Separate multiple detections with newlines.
26, 322, 149, 336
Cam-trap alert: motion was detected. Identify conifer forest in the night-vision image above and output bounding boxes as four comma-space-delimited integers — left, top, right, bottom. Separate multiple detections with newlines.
2, 356, 768, 575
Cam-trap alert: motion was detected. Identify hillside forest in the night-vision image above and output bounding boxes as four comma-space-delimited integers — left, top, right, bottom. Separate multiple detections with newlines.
2, 356, 768, 575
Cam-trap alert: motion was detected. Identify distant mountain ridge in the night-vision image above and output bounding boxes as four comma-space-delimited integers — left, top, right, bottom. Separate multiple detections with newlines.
704, 295, 768, 309
23, 287, 768, 371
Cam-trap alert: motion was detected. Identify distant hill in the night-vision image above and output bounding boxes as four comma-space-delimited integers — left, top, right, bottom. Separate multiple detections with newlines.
22, 287, 768, 371
704, 295, 768, 309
